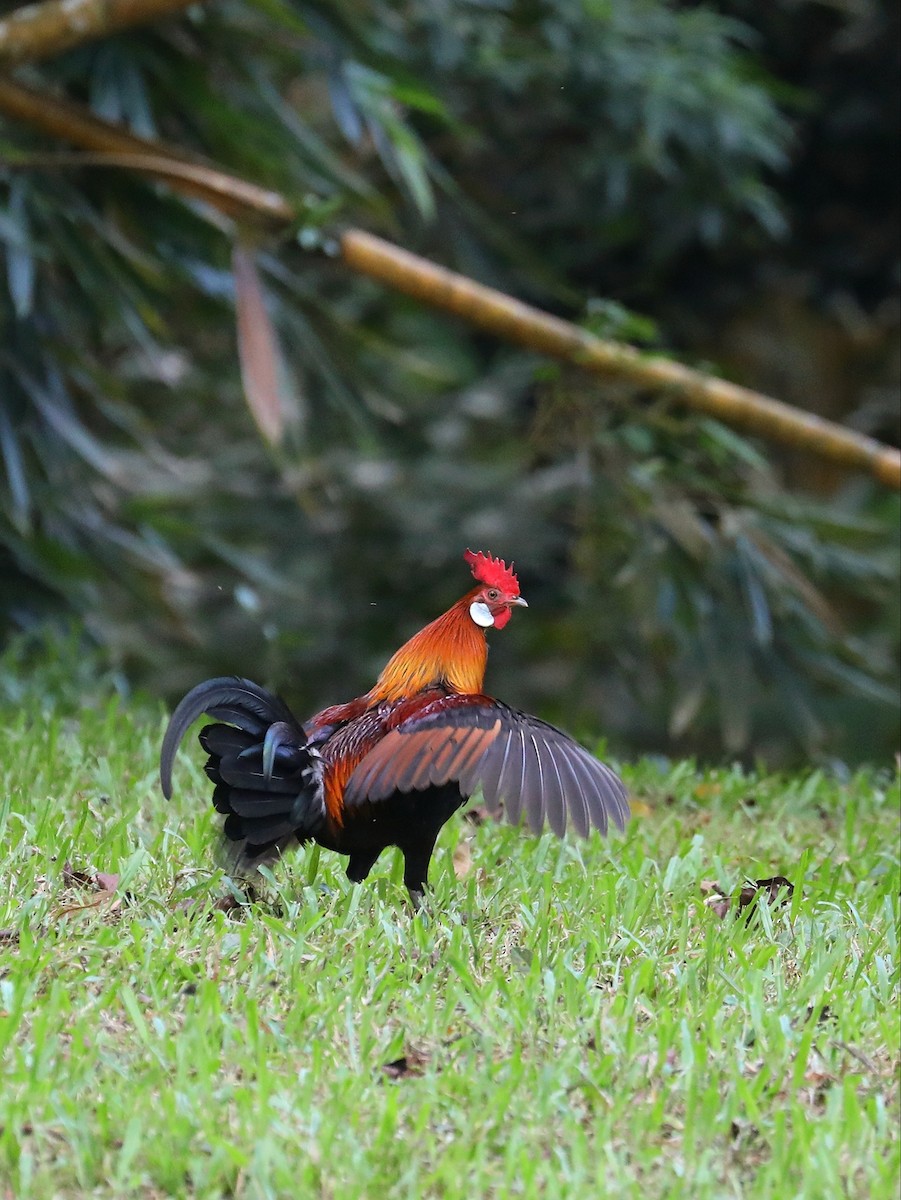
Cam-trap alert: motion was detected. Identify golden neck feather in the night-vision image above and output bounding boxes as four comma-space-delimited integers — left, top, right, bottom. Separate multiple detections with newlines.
368, 594, 488, 701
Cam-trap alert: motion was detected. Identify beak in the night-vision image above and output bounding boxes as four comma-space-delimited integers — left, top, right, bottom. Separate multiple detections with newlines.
509, 596, 528, 608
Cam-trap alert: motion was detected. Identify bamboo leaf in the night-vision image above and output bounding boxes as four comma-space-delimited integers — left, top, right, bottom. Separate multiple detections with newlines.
0, 404, 31, 529
232, 241, 284, 447
13, 367, 120, 481
5, 180, 34, 318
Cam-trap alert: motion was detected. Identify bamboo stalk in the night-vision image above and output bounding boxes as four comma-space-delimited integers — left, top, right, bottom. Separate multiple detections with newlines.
0, 0, 198, 66
0, 77, 292, 226
1, 77, 897, 490
341, 231, 901, 490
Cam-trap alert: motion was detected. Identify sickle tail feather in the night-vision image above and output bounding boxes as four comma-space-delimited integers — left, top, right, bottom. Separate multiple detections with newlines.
160, 676, 325, 871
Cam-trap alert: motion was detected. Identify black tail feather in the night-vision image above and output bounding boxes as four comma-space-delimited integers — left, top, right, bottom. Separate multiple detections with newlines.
222, 789, 303, 818
223, 813, 299, 849
160, 677, 296, 799
214, 752, 303, 794
198, 724, 255, 759
160, 676, 325, 873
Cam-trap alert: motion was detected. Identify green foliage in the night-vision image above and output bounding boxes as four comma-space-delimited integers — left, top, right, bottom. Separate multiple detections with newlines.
0, 663, 898, 1196
369, 0, 791, 281
0, 1, 898, 763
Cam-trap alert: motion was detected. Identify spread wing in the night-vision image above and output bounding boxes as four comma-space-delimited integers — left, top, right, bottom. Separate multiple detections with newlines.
344, 695, 629, 838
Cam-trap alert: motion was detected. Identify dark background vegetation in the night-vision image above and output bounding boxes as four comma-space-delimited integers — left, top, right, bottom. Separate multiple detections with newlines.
0, 0, 898, 765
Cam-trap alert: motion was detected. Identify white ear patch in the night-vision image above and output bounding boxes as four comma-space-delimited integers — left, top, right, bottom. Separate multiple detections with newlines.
469, 600, 495, 628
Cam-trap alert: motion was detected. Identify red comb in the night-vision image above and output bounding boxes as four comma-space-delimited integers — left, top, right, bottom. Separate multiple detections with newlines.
464, 549, 520, 595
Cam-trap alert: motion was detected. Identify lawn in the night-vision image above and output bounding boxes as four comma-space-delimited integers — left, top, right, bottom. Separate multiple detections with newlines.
1, 650, 898, 1198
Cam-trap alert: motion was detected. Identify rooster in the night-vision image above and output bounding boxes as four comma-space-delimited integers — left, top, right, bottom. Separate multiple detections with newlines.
160, 550, 629, 906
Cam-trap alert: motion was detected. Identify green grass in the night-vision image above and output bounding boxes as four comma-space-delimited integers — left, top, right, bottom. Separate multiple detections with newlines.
0, 666, 898, 1198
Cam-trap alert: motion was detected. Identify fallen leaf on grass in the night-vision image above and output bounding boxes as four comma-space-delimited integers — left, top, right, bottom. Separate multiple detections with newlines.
62, 862, 93, 888
55, 883, 120, 919
173, 894, 244, 919
382, 1048, 429, 1080
701, 876, 794, 921
693, 782, 722, 800
463, 804, 501, 826
747, 876, 794, 907
699, 879, 732, 919
626, 797, 652, 818
55, 864, 121, 919
791, 1070, 835, 1110
452, 840, 472, 879
62, 862, 120, 895
54, 893, 120, 919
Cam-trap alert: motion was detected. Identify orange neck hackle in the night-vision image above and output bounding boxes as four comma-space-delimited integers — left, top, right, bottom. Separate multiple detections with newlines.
368, 590, 488, 702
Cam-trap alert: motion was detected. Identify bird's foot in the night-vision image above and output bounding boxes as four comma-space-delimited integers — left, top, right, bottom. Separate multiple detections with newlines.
407, 886, 429, 915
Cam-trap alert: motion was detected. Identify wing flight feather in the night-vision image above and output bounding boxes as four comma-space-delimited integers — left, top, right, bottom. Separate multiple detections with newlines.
343, 697, 629, 840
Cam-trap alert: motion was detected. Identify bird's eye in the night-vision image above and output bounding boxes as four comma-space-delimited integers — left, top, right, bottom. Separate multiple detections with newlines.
486, 589, 500, 601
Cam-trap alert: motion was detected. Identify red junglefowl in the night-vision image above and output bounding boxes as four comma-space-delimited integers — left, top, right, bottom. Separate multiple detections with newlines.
160, 550, 629, 906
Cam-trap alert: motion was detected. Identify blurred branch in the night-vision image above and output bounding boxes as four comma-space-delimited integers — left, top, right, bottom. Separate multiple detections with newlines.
0, 0, 197, 66
1, 76, 898, 491
0, 77, 292, 227
341, 232, 901, 492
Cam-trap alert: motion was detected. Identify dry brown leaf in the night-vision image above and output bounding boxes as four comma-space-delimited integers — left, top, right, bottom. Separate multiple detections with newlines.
173, 894, 244, 919
62, 861, 93, 888
62, 863, 120, 893
54, 890, 120, 919
702, 875, 794, 921
382, 1048, 429, 1080
452, 841, 472, 880
55, 865, 121, 919
693, 782, 722, 800
740, 876, 794, 912
233, 242, 284, 446
463, 804, 501, 825
699, 878, 730, 917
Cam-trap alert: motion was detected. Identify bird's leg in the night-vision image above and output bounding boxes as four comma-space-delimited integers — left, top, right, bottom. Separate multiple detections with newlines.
400, 831, 440, 913
346, 849, 382, 884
